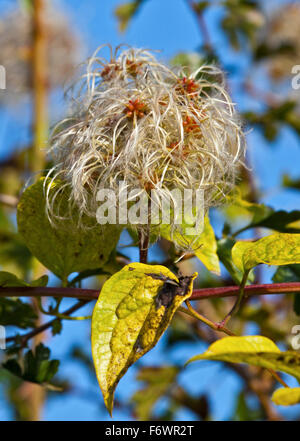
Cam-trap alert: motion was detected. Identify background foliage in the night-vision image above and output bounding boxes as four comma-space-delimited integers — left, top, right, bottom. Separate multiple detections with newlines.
0, 0, 300, 421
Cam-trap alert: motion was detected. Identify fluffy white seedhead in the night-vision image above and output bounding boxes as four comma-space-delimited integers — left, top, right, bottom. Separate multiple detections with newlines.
264, 4, 300, 81
47, 45, 246, 242
0, 1, 81, 102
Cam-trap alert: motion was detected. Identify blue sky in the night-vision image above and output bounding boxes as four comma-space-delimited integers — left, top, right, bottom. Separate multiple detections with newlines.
0, 0, 300, 421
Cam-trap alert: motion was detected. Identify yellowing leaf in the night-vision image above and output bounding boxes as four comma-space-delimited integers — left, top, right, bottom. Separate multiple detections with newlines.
17, 178, 122, 281
272, 387, 300, 406
186, 335, 300, 382
160, 215, 220, 275
193, 216, 220, 275
91, 262, 197, 415
232, 233, 300, 272
225, 195, 273, 224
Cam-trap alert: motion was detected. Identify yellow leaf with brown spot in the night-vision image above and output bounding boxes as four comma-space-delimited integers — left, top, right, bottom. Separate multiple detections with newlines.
91, 262, 197, 415
186, 335, 300, 382
232, 233, 300, 272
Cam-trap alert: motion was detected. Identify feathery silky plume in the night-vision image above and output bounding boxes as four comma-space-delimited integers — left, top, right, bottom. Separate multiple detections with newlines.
46, 45, 246, 246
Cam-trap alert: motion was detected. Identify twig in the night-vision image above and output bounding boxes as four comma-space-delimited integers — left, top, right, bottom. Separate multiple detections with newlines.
138, 230, 149, 264
1, 281, 300, 302
217, 270, 250, 328
191, 282, 300, 300
181, 301, 235, 336
6, 300, 90, 345
138, 197, 151, 264
183, 301, 289, 390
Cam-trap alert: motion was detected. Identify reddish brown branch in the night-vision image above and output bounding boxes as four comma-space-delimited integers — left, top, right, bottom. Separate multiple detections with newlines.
190, 282, 300, 300
1, 282, 300, 302
5, 300, 89, 345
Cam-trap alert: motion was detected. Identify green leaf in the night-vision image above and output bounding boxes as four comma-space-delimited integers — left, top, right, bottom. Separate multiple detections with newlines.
131, 366, 179, 420
17, 178, 122, 281
241, 210, 300, 235
272, 264, 300, 284
114, 1, 143, 32
0, 298, 37, 328
51, 319, 62, 336
0, 271, 28, 287
272, 264, 300, 315
227, 195, 300, 235
256, 211, 300, 234
30, 275, 49, 287
272, 387, 300, 406
159, 215, 220, 275
232, 233, 300, 272
282, 174, 300, 191
3, 343, 59, 385
0, 271, 48, 288
186, 335, 300, 382
217, 238, 249, 284
91, 262, 197, 415
229, 197, 273, 226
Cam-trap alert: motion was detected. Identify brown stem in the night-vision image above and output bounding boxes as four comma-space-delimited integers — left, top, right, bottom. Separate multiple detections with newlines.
138, 196, 151, 264
217, 270, 250, 328
6, 300, 89, 345
138, 230, 149, 264
1, 282, 300, 302
190, 282, 300, 300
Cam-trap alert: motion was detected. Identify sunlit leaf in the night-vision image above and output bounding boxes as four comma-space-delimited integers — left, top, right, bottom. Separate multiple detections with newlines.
217, 238, 254, 284
186, 336, 300, 382
272, 387, 300, 406
159, 215, 220, 275
228, 197, 273, 225
232, 233, 300, 272
91, 262, 197, 415
17, 178, 122, 281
